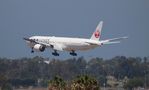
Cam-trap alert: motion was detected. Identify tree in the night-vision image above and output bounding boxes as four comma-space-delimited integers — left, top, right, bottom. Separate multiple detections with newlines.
48, 76, 66, 90
124, 78, 143, 90
0, 75, 7, 87
1, 83, 13, 90
71, 75, 100, 90
0, 56, 149, 88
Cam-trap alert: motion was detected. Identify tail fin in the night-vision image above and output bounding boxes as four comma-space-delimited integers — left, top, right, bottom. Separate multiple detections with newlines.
90, 21, 103, 41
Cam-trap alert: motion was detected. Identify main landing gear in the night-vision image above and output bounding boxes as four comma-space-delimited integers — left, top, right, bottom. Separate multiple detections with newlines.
70, 50, 77, 56
52, 50, 59, 56
31, 48, 34, 53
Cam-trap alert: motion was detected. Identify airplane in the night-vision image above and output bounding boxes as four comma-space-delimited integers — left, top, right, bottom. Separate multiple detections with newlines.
23, 21, 127, 56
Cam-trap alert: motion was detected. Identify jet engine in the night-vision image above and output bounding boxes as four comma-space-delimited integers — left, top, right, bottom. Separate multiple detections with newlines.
33, 44, 45, 52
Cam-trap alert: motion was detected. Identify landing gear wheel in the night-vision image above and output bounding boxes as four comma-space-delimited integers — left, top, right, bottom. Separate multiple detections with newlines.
52, 50, 59, 56
31, 48, 34, 53
70, 50, 77, 56
31, 50, 34, 53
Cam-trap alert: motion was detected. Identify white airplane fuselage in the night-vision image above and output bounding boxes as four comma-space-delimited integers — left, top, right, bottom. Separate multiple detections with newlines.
27, 36, 101, 52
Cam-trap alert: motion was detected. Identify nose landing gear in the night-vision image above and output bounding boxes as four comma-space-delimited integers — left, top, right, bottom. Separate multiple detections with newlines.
31, 47, 34, 53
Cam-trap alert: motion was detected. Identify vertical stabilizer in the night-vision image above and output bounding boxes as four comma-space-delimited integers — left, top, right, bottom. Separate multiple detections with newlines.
90, 21, 103, 41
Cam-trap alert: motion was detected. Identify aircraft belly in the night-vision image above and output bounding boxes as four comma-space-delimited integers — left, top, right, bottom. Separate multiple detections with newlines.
65, 45, 97, 51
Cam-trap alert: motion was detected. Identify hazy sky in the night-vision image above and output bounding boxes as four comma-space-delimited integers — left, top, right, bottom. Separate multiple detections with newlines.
0, 0, 149, 59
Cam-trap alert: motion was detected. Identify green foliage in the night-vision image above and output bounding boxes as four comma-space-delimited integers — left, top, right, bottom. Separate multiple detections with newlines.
10, 79, 36, 87
48, 76, 66, 90
124, 77, 144, 89
71, 75, 100, 90
1, 83, 13, 90
0, 56, 148, 88
0, 75, 8, 86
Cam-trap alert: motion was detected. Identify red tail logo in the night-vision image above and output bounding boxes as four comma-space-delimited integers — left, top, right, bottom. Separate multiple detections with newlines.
94, 30, 100, 38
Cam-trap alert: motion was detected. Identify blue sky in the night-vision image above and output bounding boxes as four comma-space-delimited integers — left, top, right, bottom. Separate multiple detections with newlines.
0, 0, 149, 59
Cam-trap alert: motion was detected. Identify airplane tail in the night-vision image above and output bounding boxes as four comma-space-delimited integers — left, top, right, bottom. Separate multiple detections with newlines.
90, 21, 103, 41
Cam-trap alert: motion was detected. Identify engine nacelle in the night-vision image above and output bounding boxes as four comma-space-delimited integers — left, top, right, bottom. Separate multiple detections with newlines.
33, 44, 45, 52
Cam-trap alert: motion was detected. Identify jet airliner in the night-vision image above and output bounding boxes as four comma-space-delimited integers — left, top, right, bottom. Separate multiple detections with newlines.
23, 21, 127, 56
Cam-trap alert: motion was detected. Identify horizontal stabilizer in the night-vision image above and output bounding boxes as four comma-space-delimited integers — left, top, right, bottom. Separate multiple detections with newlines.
106, 37, 128, 42
100, 36, 128, 45
102, 41, 120, 45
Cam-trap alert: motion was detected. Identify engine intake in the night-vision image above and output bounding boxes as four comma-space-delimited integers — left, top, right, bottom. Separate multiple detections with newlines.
33, 44, 45, 52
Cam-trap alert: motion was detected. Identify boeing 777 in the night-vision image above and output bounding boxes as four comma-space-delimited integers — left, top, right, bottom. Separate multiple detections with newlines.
23, 21, 127, 56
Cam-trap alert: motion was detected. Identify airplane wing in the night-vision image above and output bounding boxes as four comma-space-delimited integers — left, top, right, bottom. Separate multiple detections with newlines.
50, 43, 66, 51
100, 36, 128, 45
23, 37, 65, 51
23, 37, 50, 47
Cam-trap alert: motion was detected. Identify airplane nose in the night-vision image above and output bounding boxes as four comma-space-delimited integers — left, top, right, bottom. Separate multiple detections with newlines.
23, 37, 30, 41
23, 37, 36, 43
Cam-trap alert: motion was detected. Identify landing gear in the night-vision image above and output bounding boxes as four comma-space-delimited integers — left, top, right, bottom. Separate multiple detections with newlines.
31, 50, 34, 53
70, 50, 77, 56
31, 48, 34, 53
52, 50, 59, 56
